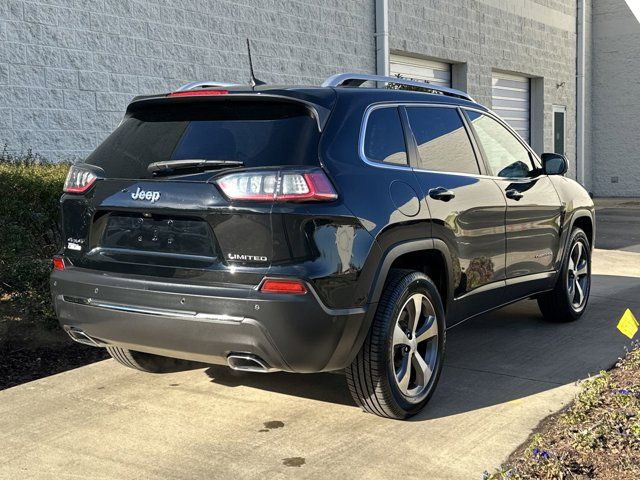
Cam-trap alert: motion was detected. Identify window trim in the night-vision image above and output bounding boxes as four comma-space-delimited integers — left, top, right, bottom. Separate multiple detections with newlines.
358, 102, 543, 179
359, 104, 411, 170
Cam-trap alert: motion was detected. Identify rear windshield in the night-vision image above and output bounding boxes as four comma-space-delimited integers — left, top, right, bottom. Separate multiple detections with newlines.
86, 100, 321, 179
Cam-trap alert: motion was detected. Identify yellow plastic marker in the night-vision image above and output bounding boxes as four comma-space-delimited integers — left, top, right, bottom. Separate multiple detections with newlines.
617, 309, 639, 339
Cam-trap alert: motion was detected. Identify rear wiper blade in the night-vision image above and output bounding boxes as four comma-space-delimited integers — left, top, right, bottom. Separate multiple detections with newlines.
148, 159, 244, 175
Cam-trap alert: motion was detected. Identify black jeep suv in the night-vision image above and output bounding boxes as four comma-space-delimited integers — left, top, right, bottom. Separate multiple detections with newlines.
51, 73, 594, 419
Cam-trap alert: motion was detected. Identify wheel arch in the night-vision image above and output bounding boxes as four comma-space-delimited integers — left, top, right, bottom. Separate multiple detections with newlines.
554, 208, 595, 271
369, 239, 453, 307
571, 212, 595, 249
346, 238, 454, 363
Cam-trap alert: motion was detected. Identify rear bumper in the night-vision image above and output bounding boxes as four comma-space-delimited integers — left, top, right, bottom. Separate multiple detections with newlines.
50, 267, 368, 373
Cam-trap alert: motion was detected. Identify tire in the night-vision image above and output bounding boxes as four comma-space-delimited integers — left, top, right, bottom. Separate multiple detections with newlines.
346, 269, 446, 419
106, 346, 202, 373
537, 227, 591, 322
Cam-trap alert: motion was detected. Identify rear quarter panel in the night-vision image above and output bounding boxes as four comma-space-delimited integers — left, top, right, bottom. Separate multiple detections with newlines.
319, 92, 442, 308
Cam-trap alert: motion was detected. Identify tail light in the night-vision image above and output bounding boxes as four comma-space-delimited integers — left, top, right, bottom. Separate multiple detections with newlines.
260, 279, 307, 294
53, 256, 65, 271
63, 165, 100, 194
216, 169, 337, 202
168, 90, 228, 97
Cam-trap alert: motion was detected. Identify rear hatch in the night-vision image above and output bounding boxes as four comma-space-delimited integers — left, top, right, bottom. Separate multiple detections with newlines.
60, 93, 333, 286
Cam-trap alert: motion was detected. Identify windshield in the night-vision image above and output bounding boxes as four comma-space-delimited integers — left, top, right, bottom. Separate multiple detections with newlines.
86, 101, 321, 179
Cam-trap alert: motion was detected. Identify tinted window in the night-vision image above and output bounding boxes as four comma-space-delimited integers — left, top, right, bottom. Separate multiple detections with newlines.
466, 111, 533, 178
406, 107, 479, 175
364, 107, 408, 165
86, 101, 320, 179
554, 110, 565, 155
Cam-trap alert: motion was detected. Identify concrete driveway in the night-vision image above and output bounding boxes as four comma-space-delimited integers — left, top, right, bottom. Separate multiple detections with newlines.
1, 207, 639, 479
595, 199, 640, 253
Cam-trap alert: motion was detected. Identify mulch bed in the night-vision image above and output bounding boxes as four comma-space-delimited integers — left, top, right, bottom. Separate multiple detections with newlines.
486, 344, 640, 479
0, 298, 108, 391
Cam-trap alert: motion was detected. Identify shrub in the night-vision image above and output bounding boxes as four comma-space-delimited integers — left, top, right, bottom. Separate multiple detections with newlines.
0, 145, 70, 324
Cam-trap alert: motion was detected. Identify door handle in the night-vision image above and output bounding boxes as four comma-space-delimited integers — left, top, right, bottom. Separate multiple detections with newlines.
505, 189, 524, 200
428, 187, 456, 202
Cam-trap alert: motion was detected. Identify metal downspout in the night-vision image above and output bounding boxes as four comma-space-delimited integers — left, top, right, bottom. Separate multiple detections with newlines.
375, 0, 389, 76
576, 0, 587, 186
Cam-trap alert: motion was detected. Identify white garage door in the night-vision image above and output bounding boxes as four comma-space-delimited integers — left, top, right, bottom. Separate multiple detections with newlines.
492, 72, 530, 143
390, 54, 451, 87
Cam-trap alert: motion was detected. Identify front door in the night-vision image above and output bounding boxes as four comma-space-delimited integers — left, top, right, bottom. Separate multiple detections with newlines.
464, 110, 563, 299
402, 105, 507, 324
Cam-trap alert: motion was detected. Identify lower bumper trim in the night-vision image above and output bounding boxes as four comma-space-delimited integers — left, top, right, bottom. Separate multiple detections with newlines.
62, 295, 247, 324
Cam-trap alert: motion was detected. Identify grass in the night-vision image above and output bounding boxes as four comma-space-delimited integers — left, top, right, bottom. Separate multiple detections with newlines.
485, 343, 640, 479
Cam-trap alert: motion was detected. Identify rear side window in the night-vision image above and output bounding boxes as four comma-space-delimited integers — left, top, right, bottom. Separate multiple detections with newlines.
465, 110, 533, 178
86, 101, 320, 179
406, 107, 479, 175
363, 107, 408, 166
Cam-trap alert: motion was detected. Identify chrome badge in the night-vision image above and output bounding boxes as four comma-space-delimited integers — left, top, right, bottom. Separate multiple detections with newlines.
228, 253, 268, 262
131, 187, 161, 203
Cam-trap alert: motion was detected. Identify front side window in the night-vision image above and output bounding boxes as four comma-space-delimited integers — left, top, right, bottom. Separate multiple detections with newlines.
363, 107, 408, 166
466, 111, 533, 178
406, 107, 479, 174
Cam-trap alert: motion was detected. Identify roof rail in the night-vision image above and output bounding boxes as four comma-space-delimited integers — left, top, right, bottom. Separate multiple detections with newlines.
175, 81, 242, 92
322, 73, 474, 102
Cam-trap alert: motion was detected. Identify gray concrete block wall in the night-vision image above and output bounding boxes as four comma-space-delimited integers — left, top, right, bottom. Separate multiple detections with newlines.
592, 0, 640, 197
4, 0, 620, 194
389, 0, 579, 178
0, 0, 375, 160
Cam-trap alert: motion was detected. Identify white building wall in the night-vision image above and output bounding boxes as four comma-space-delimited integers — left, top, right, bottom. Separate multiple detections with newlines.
591, 0, 640, 197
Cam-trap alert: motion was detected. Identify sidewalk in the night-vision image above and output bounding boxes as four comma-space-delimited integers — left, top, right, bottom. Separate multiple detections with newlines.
593, 197, 640, 209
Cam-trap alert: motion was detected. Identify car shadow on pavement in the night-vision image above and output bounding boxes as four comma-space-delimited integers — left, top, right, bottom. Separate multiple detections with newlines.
205, 274, 639, 421
204, 367, 355, 406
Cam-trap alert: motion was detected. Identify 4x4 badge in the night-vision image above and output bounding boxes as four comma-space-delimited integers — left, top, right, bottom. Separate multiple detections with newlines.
131, 187, 161, 203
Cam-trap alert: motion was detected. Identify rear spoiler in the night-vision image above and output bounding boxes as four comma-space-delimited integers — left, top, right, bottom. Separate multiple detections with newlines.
126, 93, 332, 132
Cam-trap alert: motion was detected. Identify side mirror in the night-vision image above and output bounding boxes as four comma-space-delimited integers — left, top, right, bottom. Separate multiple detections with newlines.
541, 153, 568, 176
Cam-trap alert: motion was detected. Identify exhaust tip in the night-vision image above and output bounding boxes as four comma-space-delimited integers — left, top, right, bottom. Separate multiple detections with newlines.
63, 326, 106, 347
227, 354, 278, 373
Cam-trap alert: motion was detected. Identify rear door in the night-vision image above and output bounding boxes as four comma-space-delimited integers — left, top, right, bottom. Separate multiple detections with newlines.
61, 98, 323, 284
403, 105, 507, 323
463, 109, 563, 299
